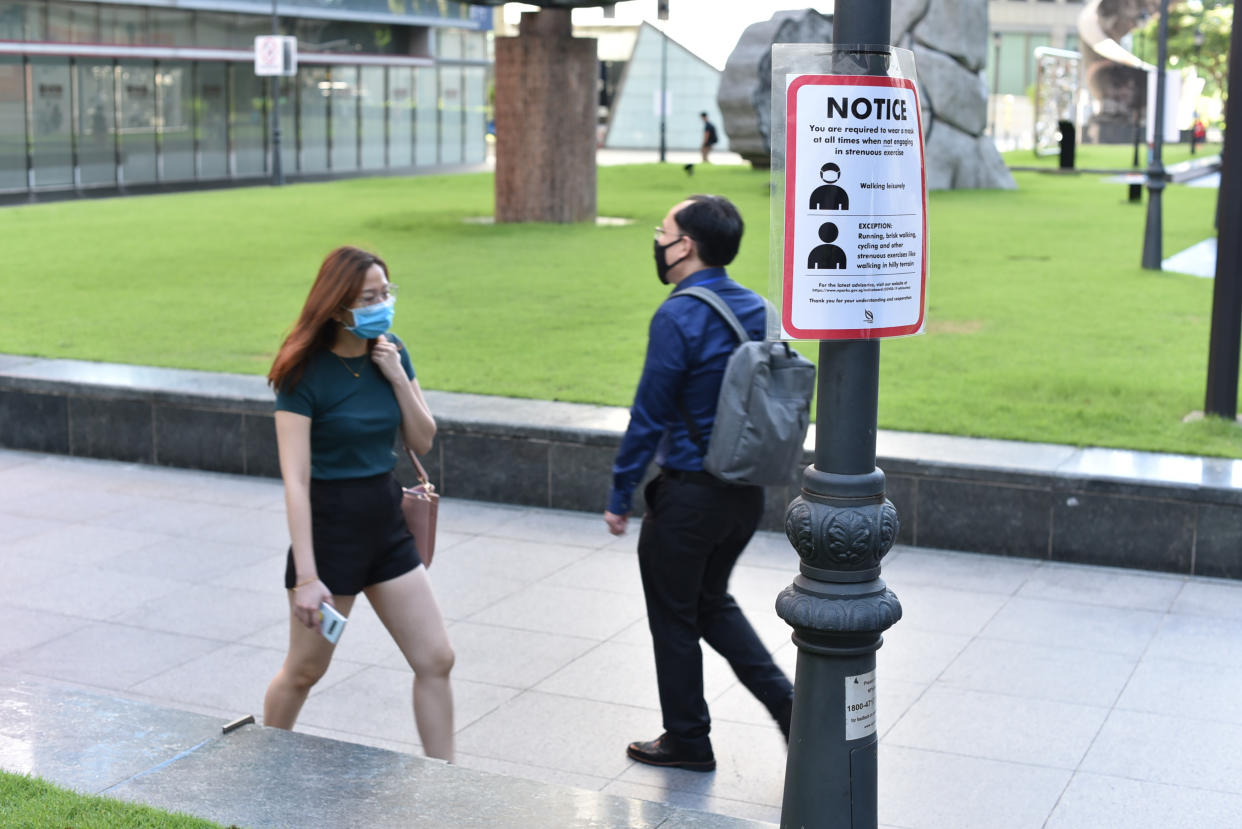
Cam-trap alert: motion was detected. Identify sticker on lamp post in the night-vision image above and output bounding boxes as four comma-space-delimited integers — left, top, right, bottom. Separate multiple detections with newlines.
844, 670, 876, 740
781, 74, 926, 340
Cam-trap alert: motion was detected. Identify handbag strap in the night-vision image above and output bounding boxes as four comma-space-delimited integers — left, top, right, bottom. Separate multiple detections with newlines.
405, 446, 431, 486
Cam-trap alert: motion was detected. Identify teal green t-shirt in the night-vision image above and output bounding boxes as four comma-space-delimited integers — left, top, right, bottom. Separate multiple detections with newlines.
274, 335, 417, 480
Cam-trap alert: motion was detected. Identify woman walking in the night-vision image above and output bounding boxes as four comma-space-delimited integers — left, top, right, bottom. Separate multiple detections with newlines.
263, 246, 454, 761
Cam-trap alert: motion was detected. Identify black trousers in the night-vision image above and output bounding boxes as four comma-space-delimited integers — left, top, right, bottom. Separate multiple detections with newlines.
637, 471, 793, 750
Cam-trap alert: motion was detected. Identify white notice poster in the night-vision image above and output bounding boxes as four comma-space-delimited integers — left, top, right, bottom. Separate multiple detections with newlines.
844, 670, 877, 740
782, 74, 927, 340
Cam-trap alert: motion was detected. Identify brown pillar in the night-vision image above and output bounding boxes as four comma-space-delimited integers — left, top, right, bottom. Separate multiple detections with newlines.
494, 9, 597, 223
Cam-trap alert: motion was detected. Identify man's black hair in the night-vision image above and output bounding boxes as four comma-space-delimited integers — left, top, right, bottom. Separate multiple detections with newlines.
674, 194, 743, 267
700, 111, 708, 118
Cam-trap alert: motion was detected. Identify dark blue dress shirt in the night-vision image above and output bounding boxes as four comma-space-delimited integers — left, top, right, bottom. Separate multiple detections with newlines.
608, 267, 767, 515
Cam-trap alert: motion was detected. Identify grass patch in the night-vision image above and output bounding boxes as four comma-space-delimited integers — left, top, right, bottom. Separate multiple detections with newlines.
0, 770, 230, 828
1002, 142, 1222, 169
2, 163, 1238, 458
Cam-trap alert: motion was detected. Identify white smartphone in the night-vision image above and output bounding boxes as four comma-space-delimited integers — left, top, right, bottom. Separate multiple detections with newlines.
318, 602, 348, 644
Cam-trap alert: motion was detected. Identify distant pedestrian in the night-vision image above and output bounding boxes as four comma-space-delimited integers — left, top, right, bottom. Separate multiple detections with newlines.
263, 246, 455, 762
700, 111, 718, 163
1191, 117, 1206, 155
604, 195, 794, 772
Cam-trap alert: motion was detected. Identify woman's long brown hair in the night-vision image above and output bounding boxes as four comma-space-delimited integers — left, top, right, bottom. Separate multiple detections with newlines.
268, 246, 389, 393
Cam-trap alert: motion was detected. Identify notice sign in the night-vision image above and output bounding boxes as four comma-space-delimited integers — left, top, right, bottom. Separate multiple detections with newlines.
255, 36, 297, 77
844, 670, 877, 740
782, 74, 927, 339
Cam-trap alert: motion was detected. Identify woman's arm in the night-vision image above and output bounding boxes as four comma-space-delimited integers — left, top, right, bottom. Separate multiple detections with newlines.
371, 338, 437, 456
275, 410, 332, 627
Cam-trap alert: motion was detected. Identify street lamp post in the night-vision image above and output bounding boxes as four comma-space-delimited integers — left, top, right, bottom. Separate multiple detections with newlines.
270, 0, 284, 186
777, 1, 902, 827
990, 31, 1001, 139
658, 22, 667, 162
1141, 0, 1170, 269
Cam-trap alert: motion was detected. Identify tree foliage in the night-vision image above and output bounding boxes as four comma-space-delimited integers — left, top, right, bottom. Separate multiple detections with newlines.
1134, 0, 1232, 102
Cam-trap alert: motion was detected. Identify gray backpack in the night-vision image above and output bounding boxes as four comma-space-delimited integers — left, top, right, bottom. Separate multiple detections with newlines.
673, 287, 816, 486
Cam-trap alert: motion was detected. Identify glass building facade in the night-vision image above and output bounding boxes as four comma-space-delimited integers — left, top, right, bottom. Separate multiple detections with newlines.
0, 0, 491, 195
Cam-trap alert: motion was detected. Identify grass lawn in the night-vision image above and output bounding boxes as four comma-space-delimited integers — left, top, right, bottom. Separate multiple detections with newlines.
1002, 141, 1222, 169
0, 771, 229, 828
2, 161, 1238, 458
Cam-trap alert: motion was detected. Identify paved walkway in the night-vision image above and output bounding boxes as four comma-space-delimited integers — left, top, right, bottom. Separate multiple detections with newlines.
3, 448, 1242, 828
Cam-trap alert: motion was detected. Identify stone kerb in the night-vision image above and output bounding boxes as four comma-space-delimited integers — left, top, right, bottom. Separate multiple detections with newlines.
2, 354, 1240, 578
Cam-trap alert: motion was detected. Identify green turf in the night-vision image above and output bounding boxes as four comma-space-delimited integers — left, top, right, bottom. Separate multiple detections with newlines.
0, 771, 230, 828
1002, 142, 1222, 169
2, 162, 1238, 458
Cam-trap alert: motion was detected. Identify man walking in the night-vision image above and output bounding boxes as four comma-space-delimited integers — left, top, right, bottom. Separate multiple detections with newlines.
700, 111, 718, 162
604, 194, 793, 772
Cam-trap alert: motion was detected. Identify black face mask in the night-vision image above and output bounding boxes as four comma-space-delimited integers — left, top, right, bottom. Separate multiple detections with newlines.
654, 237, 689, 285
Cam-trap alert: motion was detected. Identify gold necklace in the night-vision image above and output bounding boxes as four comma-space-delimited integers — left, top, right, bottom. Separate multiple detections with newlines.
334, 352, 365, 378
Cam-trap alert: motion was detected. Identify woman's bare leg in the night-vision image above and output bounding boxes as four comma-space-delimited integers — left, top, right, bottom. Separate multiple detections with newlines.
365, 566, 455, 761
263, 593, 356, 729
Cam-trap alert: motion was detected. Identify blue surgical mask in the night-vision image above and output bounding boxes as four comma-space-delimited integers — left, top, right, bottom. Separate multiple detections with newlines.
345, 297, 395, 339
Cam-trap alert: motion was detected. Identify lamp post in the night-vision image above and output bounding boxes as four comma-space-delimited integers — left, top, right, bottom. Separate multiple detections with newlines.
658, 15, 667, 162
777, 1, 902, 826
1141, 0, 1170, 270
990, 31, 1001, 139
1204, 0, 1242, 418
270, 0, 284, 186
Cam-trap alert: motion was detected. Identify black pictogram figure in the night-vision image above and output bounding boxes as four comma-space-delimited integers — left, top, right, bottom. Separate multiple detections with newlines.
809, 162, 849, 210
808, 222, 847, 269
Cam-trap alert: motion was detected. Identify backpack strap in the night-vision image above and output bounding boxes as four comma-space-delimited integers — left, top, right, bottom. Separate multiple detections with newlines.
666, 286, 755, 459
672, 286, 751, 344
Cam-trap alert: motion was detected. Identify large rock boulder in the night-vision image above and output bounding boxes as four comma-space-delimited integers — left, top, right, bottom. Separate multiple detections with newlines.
718, 0, 1014, 189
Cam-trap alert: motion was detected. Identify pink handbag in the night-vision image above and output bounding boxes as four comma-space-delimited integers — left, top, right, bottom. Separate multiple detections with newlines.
401, 448, 439, 568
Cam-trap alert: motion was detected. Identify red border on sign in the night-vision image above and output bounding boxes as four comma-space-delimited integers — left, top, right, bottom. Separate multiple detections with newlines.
782, 74, 927, 340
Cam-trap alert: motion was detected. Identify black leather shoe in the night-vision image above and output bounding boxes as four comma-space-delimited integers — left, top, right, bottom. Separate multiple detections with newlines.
626, 733, 715, 772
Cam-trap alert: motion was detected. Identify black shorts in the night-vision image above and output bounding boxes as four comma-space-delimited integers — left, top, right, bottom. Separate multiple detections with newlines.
284, 471, 421, 596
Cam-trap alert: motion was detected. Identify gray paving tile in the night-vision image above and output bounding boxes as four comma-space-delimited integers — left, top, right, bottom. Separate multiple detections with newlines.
16, 565, 191, 622
534, 640, 737, 712
103, 538, 276, 587
295, 723, 418, 755
468, 582, 647, 641
482, 508, 617, 549
0, 606, 90, 660
298, 665, 519, 740
882, 547, 1041, 594
112, 584, 287, 642
1046, 772, 1242, 829
875, 628, 971, 684
4, 522, 175, 566
888, 583, 1009, 636
454, 690, 656, 778
1016, 561, 1186, 611
131, 643, 363, 718
0, 513, 62, 544
109, 466, 285, 509
1081, 709, 1242, 794
4, 552, 77, 593
938, 638, 1137, 707
422, 557, 527, 621
432, 534, 593, 585
185, 507, 292, 549
1117, 657, 1242, 725
542, 548, 645, 596
437, 620, 597, 689
1146, 613, 1242, 666
877, 746, 1069, 829
735, 530, 801, 572
436, 498, 526, 535
206, 550, 288, 592
5, 622, 224, 690
979, 597, 1164, 656
1169, 578, 1242, 619
87, 498, 252, 537
604, 780, 782, 826
884, 686, 1108, 768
